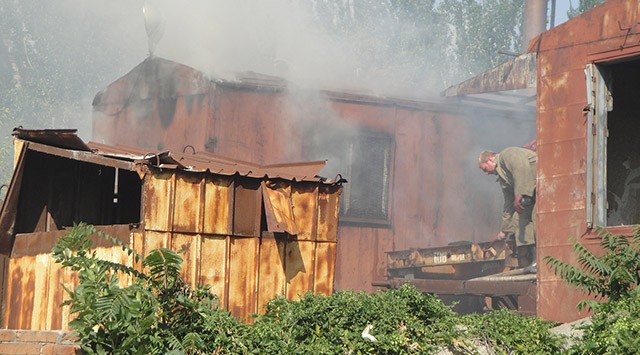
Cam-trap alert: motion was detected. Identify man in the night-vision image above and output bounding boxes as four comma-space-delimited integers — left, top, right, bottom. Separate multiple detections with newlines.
479, 147, 537, 272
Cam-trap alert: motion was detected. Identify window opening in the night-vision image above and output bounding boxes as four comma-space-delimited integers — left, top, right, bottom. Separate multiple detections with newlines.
587, 59, 640, 227
305, 126, 393, 226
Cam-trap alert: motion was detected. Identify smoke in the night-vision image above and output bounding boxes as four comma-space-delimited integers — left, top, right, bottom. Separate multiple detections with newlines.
1, 0, 537, 248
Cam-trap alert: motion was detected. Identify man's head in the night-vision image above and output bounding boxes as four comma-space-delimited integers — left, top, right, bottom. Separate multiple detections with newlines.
478, 150, 498, 175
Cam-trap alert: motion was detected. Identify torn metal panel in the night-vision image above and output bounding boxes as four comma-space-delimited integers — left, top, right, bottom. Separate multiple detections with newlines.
262, 180, 298, 235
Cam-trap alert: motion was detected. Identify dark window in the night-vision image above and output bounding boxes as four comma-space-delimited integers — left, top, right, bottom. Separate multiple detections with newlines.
305, 126, 393, 226
587, 59, 640, 227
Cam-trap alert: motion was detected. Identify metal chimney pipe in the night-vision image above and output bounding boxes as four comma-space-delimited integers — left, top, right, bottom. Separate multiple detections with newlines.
522, 0, 548, 51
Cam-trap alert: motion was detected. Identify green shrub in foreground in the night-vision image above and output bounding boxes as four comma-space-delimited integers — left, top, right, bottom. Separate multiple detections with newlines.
53, 223, 565, 354
546, 227, 640, 355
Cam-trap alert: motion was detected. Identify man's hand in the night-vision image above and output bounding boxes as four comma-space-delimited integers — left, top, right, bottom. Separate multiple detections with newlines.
495, 231, 507, 241
514, 194, 524, 214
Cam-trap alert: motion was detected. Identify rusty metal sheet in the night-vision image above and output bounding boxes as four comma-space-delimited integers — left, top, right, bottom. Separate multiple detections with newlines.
291, 183, 318, 241
5, 255, 36, 329
233, 179, 261, 237
285, 240, 315, 300
142, 231, 171, 256
203, 176, 233, 235
313, 242, 336, 295
442, 52, 537, 96
464, 275, 536, 296
257, 233, 286, 313
171, 233, 201, 288
12, 128, 91, 152
228, 237, 259, 320
172, 173, 205, 233
316, 185, 341, 242
262, 181, 297, 235
46, 260, 66, 330
200, 235, 229, 309
143, 170, 175, 232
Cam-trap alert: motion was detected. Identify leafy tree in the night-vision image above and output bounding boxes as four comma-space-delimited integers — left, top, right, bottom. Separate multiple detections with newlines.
567, 0, 607, 19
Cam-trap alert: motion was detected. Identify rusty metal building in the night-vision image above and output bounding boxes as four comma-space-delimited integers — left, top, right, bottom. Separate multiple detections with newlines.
92, 57, 535, 294
533, 0, 640, 323
0, 128, 342, 329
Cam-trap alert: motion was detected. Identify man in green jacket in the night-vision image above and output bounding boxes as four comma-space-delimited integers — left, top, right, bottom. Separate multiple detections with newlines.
479, 147, 537, 272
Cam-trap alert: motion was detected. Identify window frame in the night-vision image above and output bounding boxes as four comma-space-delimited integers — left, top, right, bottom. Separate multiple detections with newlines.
586, 45, 640, 228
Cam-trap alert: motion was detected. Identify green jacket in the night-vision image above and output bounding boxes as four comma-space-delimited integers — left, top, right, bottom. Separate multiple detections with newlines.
495, 147, 537, 233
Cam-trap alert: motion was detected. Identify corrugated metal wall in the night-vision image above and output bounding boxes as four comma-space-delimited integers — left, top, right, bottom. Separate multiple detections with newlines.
2, 163, 340, 329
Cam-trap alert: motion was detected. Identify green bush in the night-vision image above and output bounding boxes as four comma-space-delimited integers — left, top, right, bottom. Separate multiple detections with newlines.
546, 227, 640, 354
54, 223, 564, 354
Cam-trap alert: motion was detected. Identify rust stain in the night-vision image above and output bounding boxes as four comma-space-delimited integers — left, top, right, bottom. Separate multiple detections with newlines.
204, 177, 233, 235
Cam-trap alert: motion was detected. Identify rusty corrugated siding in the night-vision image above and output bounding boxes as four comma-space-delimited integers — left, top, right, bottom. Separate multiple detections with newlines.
1, 132, 342, 327
4, 226, 132, 330
535, 0, 640, 323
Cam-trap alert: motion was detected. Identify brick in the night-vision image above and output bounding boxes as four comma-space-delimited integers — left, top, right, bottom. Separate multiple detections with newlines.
60, 332, 79, 345
0, 329, 17, 342
0, 343, 42, 354
16, 330, 61, 344
42, 344, 81, 355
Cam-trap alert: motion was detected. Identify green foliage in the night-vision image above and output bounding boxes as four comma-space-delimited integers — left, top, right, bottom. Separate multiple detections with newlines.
544, 228, 640, 310
52, 223, 244, 354
567, 0, 607, 19
55, 223, 564, 353
246, 285, 459, 354
546, 227, 640, 354
460, 309, 565, 354
565, 291, 640, 355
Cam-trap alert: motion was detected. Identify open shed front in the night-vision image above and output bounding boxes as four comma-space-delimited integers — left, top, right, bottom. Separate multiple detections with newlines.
0, 128, 342, 330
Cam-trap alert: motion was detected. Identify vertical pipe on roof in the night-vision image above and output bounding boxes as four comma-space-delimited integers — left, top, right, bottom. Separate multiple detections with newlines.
522, 0, 548, 51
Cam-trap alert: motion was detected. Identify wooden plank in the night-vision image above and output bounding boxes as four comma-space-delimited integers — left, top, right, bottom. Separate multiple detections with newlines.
143, 170, 175, 232
203, 177, 233, 235
228, 237, 258, 320
291, 183, 318, 241
314, 242, 336, 296
285, 240, 315, 300
257, 235, 285, 313
173, 173, 204, 233
200, 235, 229, 309
171, 233, 201, 288
317, 185, 341, 242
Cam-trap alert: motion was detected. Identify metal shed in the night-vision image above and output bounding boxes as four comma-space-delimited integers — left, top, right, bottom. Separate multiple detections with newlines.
0, 128, 342, 329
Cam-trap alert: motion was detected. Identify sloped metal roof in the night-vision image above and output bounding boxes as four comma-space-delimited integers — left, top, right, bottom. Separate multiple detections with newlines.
441, 52, 537, 111
13, 128, 339, 184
